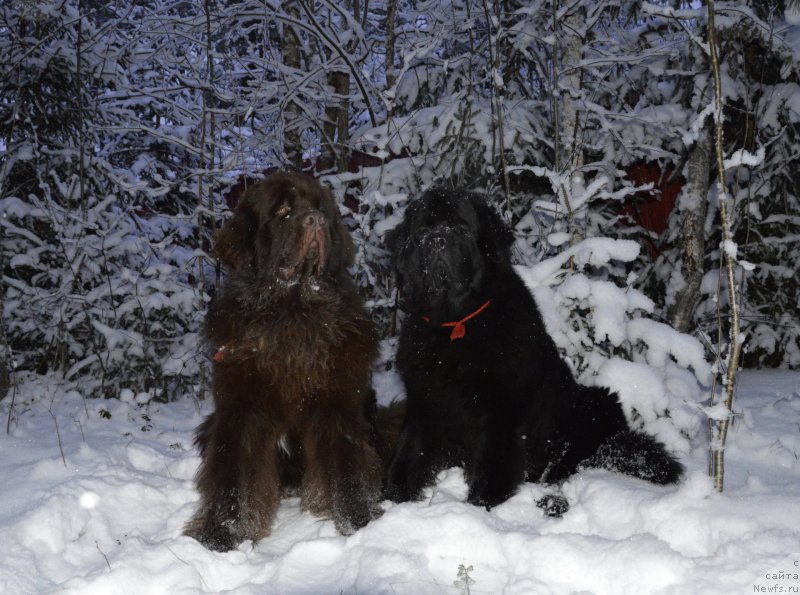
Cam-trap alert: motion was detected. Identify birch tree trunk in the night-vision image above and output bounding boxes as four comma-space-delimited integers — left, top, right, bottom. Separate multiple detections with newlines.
385, 0, 398, 89
707, 0, 744, 493
668, 127, 710, 333
559, 9, 584, 174
552, 1, 585, 242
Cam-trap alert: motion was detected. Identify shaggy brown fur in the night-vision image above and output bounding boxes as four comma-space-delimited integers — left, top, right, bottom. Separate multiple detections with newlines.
184, 172, 383, 551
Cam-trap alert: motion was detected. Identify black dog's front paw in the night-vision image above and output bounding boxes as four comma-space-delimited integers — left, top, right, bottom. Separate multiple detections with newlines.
467, 471, 518, 510
467, 492, 510, 510
384, 456, 430, 504
384, 475, 422, 504
536, 494, 570, 517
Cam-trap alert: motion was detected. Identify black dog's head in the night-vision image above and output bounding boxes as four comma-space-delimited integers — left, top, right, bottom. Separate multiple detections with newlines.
213, 172, 355, 287
388, 188, 513, 320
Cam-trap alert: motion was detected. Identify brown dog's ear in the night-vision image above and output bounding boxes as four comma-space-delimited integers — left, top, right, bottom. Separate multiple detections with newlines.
332, 215, 357, 270
212, 200, 257, 271
320, 187, 356, 273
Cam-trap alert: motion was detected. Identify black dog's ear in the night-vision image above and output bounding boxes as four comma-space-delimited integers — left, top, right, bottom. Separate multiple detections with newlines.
383, 223, 403, 264
385, 223, 413, 302
468, 195, 514, 264
384, 201, 418, 278
212, 198, 258, 271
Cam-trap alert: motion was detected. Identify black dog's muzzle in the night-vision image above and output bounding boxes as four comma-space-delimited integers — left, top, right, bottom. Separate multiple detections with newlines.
422, 228, 449, 252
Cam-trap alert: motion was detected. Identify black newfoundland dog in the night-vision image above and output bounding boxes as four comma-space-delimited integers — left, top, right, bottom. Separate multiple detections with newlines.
184, 172, 384, 551
384, 188, 682, 514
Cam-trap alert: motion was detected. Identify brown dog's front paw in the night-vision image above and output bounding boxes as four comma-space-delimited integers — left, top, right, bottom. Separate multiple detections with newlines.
332, 501, 382, 536
185, 516, 241, 552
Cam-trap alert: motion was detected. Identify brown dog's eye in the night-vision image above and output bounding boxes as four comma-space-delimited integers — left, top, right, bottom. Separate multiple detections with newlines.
276, 205, 292, 219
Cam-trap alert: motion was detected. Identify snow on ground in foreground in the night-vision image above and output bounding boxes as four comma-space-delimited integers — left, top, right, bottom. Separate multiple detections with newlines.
1, 370, 799, 595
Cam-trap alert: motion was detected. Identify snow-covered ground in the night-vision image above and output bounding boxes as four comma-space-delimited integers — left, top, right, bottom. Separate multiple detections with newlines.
1, 369, 799, 595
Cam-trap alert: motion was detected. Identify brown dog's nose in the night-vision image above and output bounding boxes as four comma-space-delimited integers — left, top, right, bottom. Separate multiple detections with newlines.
302, 210, 326, 230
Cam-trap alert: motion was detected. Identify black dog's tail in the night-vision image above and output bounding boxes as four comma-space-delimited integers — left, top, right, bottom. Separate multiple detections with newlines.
580, 429, 684, 485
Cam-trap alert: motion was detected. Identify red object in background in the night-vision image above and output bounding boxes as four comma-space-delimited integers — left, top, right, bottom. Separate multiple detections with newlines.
345, 150, 383, 174
622, 162, 684, 259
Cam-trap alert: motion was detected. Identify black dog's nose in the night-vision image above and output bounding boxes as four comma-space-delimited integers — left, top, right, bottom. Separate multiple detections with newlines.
424, 229, 448, 250
302, 210, 326, 230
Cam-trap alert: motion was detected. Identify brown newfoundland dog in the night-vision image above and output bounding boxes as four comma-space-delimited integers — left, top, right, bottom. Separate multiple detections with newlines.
184, 172, 382, 551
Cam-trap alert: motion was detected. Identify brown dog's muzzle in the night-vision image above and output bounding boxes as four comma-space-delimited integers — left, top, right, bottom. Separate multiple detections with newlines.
302, 210, 326, 231
298, 209, 329, 277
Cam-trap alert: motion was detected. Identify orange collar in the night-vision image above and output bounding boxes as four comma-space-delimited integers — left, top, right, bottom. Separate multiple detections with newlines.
423, 299, 492, 341
212, 343, 257, 363
213, 345, 232, 363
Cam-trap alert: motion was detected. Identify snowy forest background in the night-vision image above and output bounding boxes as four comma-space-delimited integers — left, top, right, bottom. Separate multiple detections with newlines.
1, 0, 799, 408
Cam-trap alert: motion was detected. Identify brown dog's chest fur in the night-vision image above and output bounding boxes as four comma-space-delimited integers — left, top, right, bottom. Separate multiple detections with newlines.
207, 280, 375, 402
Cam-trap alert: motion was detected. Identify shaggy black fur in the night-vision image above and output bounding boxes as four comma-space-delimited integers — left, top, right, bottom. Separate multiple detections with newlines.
384, 188, 683, 513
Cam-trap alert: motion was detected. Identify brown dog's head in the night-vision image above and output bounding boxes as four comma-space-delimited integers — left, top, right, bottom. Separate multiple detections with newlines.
213, 172, 355, 285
